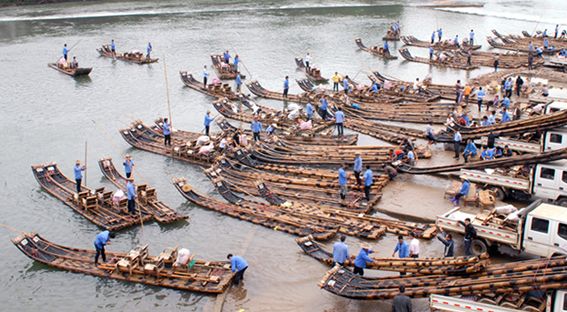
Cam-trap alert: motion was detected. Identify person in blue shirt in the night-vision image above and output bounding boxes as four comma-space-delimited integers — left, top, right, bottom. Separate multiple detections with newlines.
74, 160, 86, 194
392, 235, 409, 258
481, 146, 494, 160
504, 77, 513, 98
543, 29, 548, 37
127, 177, 137, 215
454, 35, 459, 47
265, 124, 276, 136
469, 29, 475, 45
63, 43, 69, 61
501, 108, 511, 123
437, 28, 443, 42
462, 139, 478, 163
453, 131, 462, 160
476, 87, 486, 112
204, 110, 214, 135
353, 243, 378, 276
449, 177, 470, 206
431, 31, 436, 44
70, 56, 78, 69
371, 82, 380, 94
494, 146, 503, 158
529, 41, 533, 51
110, 39, 116, 58
227, 254, 248, 286
283, 76, 289, 98
353, 152, 362, 186
335, 108, 345, 136
223, 50, 231, 64
338, 163, 349, 202
163, 118, 171, 146
146, 42, 152, 58
332, 235, 349, 266
123, 155, 135, 178
94, 230, 116, 265
203, 65, 209, 89
429, 46, 434, 60
319, 96, 329, 120
543, 38, 549, 49
500, 96, 510, 108
306, 101, 313, 120
555, 25, 559, 39
236, 72, 242, 93
481, 116, 490, 126
383, 41, 389, 55
250, 117, 263, 141
488, 111, 496, 125
342, 75, 350, 95
535, 47, 543, 56
233, 55, 240, 72
363, 165, 373, 201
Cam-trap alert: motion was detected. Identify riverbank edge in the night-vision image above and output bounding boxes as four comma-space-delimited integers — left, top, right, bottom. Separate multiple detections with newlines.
0, 0, 101, 8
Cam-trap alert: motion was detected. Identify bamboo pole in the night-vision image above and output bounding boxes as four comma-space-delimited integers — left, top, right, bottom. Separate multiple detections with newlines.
163, 55, 172, 128
223, 36, 252, 78
84, 141, 88, 186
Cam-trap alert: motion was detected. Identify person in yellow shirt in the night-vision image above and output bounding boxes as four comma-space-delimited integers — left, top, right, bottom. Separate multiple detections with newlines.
463, 84, 471, 105
331, 72, 342, 92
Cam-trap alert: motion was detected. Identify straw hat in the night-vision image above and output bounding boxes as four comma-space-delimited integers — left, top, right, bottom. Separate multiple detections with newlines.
182, 184, 192, 192
361, 243, 372, 250
354, 152, 360, 155
75, 160, 81, 164
126, 155, 131, 159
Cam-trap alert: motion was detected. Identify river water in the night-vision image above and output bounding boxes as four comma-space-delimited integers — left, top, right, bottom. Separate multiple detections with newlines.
0, 0, 559, 311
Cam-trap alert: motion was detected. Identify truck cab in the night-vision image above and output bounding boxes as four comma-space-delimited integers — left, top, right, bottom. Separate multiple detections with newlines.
523, 203, 567, 257
532, 160, 567, 206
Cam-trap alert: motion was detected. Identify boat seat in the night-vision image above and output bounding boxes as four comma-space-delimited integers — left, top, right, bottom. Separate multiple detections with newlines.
464, 183, 478, 207
116, 253, 139, 276
82, 195, 98, 211
98, 190, 113, 206
158, 245, 179, 264
143, 257, 165, 280
137, 184, 148, 194
478, 189, 496, 209
127, 244, 149, 266
142, 188, 156, 203
116, 197, 128, 213
173, 254, 196, 273
500, 292, 526, 309
444, 181, 461, 199
521, 295, 546, 312
74, 191, 89, 206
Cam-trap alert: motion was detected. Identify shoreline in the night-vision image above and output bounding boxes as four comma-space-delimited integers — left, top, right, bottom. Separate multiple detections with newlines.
0, 0, 100, 8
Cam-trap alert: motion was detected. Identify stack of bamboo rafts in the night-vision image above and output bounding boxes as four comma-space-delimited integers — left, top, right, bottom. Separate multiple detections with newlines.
297, 235, 490, 274
489, 29, 567, 54
318, 256, 567, 299
13, 232, 234, 293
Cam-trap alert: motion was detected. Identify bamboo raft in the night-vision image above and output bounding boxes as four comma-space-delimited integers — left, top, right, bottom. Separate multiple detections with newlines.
12, 232, 233, 293
48, 63, 92, 77
295, 57, 329, 82
318, 256, 567, 300
363, 75, 442, 102
382, 25, 401, 41
401, 35, 482, 50
98, 156, 188, 223
296, 235, 489, 274
456, 49, 544, 69
173, 177, 340, 240
246, 80, 319, 103
210, 53, 244, 79
491, 29, 567, 53
340, 100, 447, 124
398, 48, 479, 70
372, 70, 463, 101
179, 71, 239, 100
32, 163, 152, 231
96, 45, 158, 64
355, 38, 398, 59
396, 148, 567, 174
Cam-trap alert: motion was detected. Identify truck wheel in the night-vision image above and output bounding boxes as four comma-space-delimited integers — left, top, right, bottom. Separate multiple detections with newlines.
471, 239, 488, 256
490, 187, 505, 201
556, 198, 567, 207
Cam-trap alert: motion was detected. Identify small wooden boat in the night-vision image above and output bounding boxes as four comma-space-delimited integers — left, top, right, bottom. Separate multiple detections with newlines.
355, 38, 398, 59
296, 235, 489, 274
372, 70, 465, 101
179, 71, 239, 100
295, 57, 329, 82
96, 45, 159, 64
399, 48, 479, 70
173, 177, 340, 240
32, 163, 152, 231
401, 35, 481, 50
98, 156, 188, 223
13, 232, 233, 293
48, 62, 92, 77
382, 25, 401, 41
210, 54, 245, 79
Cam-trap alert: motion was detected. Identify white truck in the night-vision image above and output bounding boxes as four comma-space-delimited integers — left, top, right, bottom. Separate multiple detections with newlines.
430, 291, 567, 312
460, 159, 567, 204
435, 200, 567, 257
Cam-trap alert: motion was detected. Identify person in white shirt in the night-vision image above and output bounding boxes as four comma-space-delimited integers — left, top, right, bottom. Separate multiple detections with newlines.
219, 137, 228, 154
409, 231, 420, 258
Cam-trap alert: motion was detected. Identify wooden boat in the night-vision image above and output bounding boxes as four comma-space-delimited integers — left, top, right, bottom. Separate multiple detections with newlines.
295, 57, 329, 82
246, 80, 311, 103
398, 48, 479, 70
339, 101, 447, 124
396, 148, 567, 174
13, 232, 233, 293
98, 156, 188, 223
455, 49, 544, 69
179, 71, 239, 100
296, 235, 489, 274
401, 35, 481, 50
210, 54, 245, 79
32, 163, 152, 231
371, 70, 463, 101
355, 38, 398, 59
173, 177, 340, 240
318, 256, 567, 300
96, 45, 158, 64
48, 62, 92, 77
493, 29, 567, 51
382, 25, 401, 41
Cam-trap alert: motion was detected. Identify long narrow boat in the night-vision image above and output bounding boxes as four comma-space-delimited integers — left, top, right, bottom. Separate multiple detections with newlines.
179, 71, 239, 100
32, 163, 152, 231
372, 70, 462, 101
401, 35, 481, 50
246, 80, 309, 103
210, 53, 245, 79
398, 48, 479, 70
296, 236, 489, 274
173, 177, 340, 240
48, 63, 92, 77
354, 38, 398, 59
295, 57, 329, 82
318, 256, 567, 300
96, 45, 159, 64
382, 25, 401, 41
455, 49, 544, 69
98, 156, 188, 223
12, 232, 233, 293
492, 29, 567, 53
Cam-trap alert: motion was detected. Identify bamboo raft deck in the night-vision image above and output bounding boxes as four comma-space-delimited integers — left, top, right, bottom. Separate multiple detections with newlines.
318, 256, 567, 300
246, 80, 315, 103
401, 35, 481, 50
173, 177, 340, 240
297, 78, 405, 104
96, 45, 159, 64
355, 38, 398, 59
371, 70, 463, 101
295, 57, 329, 82
396, 148, 567, 174
456, 49, 544, 69
399, 48, 479, 70
179, 71, 239, 100
210, 53, 244, 79
12, 232, 233, 293
98, 156, 188, 223
296, 236, 489, 274
32, 163, 152, 231
340, 100, 447, 124
48, 63, 92, 77
362, 75, 441, 102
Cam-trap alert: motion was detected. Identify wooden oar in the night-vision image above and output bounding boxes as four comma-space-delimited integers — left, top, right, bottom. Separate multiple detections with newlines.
223, 36, 252, 78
